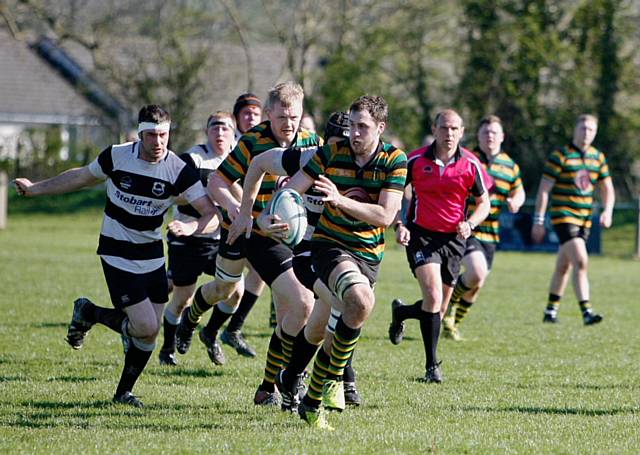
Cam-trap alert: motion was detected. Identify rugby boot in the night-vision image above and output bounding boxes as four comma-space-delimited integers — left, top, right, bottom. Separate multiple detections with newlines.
175, 318, 195, 354
159, 349, 178, 366
253, 386, 281, 407
220, 329, 257, 358
322, 379, 346, 412
65, 297, 95, 350
199, 329, 225, 365
112, 391, 144, 408
344, 381, 362, 406
388, 299, 406, 345
583, 311, 603, 326
421, 361, 443, 384
298, 401, 333, 430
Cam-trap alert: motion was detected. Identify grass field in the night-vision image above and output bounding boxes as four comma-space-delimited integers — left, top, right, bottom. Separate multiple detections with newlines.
1, 208, 639, 454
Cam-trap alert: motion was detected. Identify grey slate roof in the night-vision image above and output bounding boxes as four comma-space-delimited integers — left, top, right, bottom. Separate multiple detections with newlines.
0, 27, 106, 126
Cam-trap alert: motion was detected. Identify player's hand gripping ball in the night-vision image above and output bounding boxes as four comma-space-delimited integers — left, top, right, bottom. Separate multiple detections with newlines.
268, 188, 308, 247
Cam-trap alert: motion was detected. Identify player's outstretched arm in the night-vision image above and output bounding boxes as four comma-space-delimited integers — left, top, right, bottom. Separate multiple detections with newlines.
14, 166, 101, 197
228, 148, 288, 244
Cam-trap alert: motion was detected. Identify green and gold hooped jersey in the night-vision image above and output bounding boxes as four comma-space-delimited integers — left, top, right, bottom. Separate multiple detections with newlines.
217, 121, 321, 228
302, 139, 407, 263
468, 148, 523, 244
542, 144, 610, 227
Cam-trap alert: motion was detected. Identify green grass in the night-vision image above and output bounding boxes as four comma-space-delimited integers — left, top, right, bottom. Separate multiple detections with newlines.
1, 211, 639, 454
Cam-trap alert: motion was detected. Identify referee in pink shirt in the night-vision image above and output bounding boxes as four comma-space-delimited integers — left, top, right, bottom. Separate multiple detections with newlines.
388, 109, 491, 383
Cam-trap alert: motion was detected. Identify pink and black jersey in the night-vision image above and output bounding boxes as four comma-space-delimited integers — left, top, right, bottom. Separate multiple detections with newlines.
406, 144, 487, 233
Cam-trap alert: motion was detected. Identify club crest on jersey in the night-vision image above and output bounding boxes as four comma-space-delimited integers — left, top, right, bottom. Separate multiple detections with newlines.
575, 169, 593, 193
120, 175, 133, 190
423, 165, 433, 174
152, 181, 166, 196
342, 187, 372, 203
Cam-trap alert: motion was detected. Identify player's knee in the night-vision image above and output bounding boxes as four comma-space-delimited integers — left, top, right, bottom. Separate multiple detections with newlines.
131, 336, 157, 352
129, 317, 160, 339
335, 269, 370, 303
573, 254, 588, 271
342, 282, 374, 317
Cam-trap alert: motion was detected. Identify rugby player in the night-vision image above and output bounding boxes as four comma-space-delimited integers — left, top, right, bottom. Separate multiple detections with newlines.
219, 92, 267, 358
443, 115, 525, 340
14, 105, 216, 407
158, 111, 241, 367
228, 112, 363, 410
531, 114, 614, 325
277, 95, 407, 429
174, 82, 321, 406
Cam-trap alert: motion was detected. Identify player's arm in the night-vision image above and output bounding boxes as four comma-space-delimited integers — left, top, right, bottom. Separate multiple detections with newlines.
598, 176, 615, 228
316, 175, 402, 227
14, 166, 101, 197
254, 167, 316, 240
531, 176, 555, 243
393, 184, 412, 246
168, 195, 220, 237
208, 171, 240, 220
459, 191, 490, 239
228, 148, 288, 243
507, 186, 526, 213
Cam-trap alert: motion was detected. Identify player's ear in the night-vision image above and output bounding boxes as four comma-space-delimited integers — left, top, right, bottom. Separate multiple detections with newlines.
377, 121, 386, 136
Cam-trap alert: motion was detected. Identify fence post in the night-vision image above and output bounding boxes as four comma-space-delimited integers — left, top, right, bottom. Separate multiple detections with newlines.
635, 198, 640, 259
0, 171, 7, 230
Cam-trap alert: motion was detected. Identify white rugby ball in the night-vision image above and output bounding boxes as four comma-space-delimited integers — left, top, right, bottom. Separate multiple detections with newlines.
269, 188, 308, 247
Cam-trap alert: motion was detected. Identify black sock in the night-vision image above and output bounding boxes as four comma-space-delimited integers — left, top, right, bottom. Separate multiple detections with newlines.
226, 291, 259, 333
183, 288, 210, 332
397, 300, 423, 322
343, 351, 356, 383
546, 293, 561, 312
92, 306, 126, 334
579, 300, 592, 315
419, 310, 441, 369
282, 327, 320, 389
114, 343, 153, 397
204, 305, 233, 337
161, 317, 177, 352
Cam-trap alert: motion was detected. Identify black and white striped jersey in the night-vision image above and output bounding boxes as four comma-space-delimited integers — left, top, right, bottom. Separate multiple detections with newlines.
172, 143, 228, 242
88, 141, 205, 273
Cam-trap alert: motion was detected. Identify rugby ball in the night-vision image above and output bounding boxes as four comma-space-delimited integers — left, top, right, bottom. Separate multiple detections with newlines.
269, 188, 308, 248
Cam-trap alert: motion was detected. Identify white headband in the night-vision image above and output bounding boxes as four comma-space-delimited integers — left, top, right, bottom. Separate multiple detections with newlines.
137, 121, 171, 134
207, 118, 235, 130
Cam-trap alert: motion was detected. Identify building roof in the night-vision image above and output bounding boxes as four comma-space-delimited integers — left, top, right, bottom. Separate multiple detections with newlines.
0, 27, 110, 126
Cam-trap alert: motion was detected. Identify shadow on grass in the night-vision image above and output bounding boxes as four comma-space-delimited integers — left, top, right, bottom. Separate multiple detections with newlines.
46, 376, 99, 383
0, 375, 27, 382
7, 399, 264, 430
29, 321, 68, 329
149, 367, 224, 378
509, 381, 638, 391
458, 404, 637, 416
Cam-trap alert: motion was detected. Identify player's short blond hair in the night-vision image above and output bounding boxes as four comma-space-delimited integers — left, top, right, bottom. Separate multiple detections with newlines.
576, 114, 598, 125
265, 81, 304, 110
